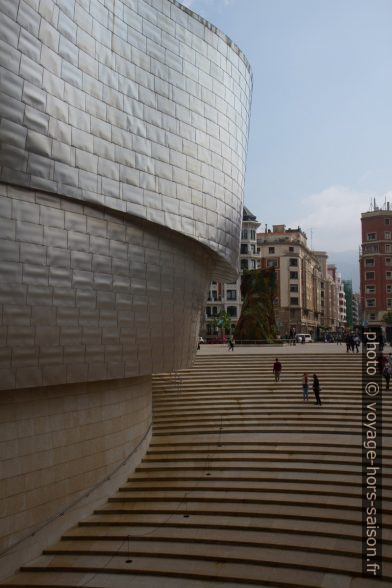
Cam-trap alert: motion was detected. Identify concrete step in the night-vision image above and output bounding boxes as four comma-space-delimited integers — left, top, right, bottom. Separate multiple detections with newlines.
3, 352, 390, 588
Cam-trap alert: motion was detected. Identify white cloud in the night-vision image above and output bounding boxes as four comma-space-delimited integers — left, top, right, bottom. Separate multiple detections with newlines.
289, 185, 392, 253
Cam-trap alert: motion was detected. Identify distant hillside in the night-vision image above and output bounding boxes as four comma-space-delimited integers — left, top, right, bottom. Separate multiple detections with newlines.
328, 250, 359, 291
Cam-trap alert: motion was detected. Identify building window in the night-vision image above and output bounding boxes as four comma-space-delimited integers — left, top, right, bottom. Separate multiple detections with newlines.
226, 290, 237, 300
367, 233, 377, 241
290, 297, 299, 305
227, 306, 237, 317
250, 230, 256, 240
386, 232, 391, 240
212, 306, 218, 315
240, 244, 248, 254
369, 313, 376, 320
207, 324, 212, 335
366, 299, 376, 307
363, 244, 379, 253
267, 259, 277, 268
241, 259, 248, 270
387, 285, 392, 294
250, 259, 256, 269
386, 258, 392, 266
388, 299, 392, 308
386, 219, 391, 225
365, 272, 375, 279
386, 244, 392, 253
365, 258, 375, 266
366, 285, 376, 294
241, 229, 248, 240
268, 247, 275, 254
289, 246, 294, 252
250, 244, 256, 254
289, 258, 298, 266
387, 271, 392, 280
206, 307, 211, 317
290, 284, 298, 292
290, 271, 298, 279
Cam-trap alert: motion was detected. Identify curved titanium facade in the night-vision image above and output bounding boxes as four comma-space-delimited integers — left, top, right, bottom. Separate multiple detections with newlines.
0, 0, 252, 573
0, 0, 252, 271
0, 0, 252, 388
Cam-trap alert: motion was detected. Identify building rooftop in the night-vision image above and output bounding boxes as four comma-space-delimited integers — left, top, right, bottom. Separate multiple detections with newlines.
242, 206, 257, 221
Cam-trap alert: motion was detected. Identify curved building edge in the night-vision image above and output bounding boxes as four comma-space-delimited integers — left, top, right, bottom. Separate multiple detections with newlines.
170, 0, 253, 76
0, 0, 252, 273
0, 0, 253, 576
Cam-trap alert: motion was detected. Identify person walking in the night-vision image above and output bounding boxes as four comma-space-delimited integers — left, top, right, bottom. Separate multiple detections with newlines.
228, 336, 235, 351
313, 374, 322, 405
273, 358, 282, 382
378, 353, 387, 376
384, 363, 391, 391
302, 373, 309, 402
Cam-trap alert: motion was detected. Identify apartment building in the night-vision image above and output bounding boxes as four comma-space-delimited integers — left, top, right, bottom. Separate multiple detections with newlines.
360, 202, 392, 326
327, 265, 347, 328
257, 225, 322, 338
314, 252, 339, 332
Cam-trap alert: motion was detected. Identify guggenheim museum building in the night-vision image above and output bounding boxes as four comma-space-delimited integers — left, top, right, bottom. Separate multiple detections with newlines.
0, 0, 252, 577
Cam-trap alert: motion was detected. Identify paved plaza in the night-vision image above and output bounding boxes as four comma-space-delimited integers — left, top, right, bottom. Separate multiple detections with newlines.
198, 341, 368, 355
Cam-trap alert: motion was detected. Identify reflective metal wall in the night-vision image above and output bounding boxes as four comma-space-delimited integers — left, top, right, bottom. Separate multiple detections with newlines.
0, 0, 252, 272
0, 0, 252, 388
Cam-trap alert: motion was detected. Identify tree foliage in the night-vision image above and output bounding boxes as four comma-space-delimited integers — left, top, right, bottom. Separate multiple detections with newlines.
212, 310, 232, 335
234, 268, 277, 342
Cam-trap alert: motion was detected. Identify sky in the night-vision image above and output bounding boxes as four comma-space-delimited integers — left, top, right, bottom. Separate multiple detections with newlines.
179, 0, 392, 289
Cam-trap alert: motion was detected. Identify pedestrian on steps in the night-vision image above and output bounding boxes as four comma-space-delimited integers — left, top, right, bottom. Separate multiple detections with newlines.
273, 358, 282, 382
302, 373, 309, 401
383, 364, 391, 391
313, 374, 322, 405
228, 336, 235, 351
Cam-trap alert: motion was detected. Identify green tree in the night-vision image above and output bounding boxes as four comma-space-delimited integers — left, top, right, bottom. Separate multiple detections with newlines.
212, 310, 232, 338
383, 310, 392, 324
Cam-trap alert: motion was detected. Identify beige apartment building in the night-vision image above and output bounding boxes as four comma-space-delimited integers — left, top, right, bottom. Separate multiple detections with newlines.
314, 253, 339, 331
327, 264, 347, 328
258, 225, 338, 338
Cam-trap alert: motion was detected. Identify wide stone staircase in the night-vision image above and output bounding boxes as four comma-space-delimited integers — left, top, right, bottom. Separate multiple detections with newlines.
2, 353, 392, 587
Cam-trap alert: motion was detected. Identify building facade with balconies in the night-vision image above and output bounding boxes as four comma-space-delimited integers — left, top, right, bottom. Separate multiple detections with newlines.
360, 203, 392, 326
327, 265, 347, 329
258, 225, 322, 338
314, 252, 339, 332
